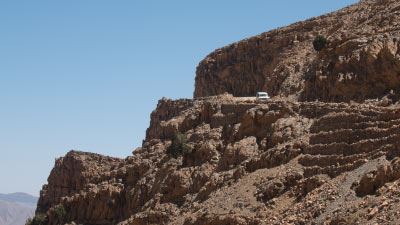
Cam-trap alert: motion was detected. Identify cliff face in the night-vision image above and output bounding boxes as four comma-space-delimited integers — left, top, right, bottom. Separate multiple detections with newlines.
36, 152, 123, 217
33, 0, 400, 224
194, 0, 400, 102
36, 95, 400, 225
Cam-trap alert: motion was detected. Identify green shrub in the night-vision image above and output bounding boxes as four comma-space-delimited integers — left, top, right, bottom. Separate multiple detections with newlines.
54, 205, 66, 220
106, 199, 116, 207
166, 131, 192, 158
313, 35, 327, 51
25, 218, 32, 225
25, 214, 47, 225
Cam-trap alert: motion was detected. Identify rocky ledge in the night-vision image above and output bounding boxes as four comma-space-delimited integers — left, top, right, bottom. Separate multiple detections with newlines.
195, 0, 400, 103
35, 95, 400, 224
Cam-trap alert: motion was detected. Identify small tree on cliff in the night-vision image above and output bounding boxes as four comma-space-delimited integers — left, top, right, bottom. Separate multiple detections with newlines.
25, 214, 47, 225
313, 35, 327, 51
166, 131, 192, 158
53, 205, 66, 222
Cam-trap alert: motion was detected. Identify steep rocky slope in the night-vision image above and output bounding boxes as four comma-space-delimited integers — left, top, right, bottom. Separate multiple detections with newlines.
32, 0, 400, 224
34, 95, 400, 225
195, 0, 400, 102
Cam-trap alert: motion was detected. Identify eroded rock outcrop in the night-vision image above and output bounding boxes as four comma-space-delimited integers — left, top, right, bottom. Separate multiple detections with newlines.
194, 0, 400, 103
34, 95, 400, 224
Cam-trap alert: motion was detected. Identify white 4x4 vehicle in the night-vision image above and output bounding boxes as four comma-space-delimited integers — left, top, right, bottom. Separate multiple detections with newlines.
256, 92, 270, 100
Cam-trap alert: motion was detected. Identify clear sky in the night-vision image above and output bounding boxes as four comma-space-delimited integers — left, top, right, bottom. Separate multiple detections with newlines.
0, 0, 359, 196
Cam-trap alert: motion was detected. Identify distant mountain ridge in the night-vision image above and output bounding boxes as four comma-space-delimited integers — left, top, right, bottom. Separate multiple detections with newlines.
0, 192, 38, 207
0, 193, 37, 225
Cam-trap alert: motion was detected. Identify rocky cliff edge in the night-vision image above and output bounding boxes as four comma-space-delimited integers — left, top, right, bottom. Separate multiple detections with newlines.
195, 0, 400, 103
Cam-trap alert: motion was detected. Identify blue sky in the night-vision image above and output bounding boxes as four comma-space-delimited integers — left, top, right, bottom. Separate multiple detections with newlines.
0, 0, 359, 196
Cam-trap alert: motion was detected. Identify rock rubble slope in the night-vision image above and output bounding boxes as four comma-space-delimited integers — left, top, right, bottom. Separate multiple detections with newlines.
34, 0, 400, 224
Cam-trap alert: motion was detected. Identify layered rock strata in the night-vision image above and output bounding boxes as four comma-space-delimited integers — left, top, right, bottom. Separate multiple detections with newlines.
36, 95, 400, 224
